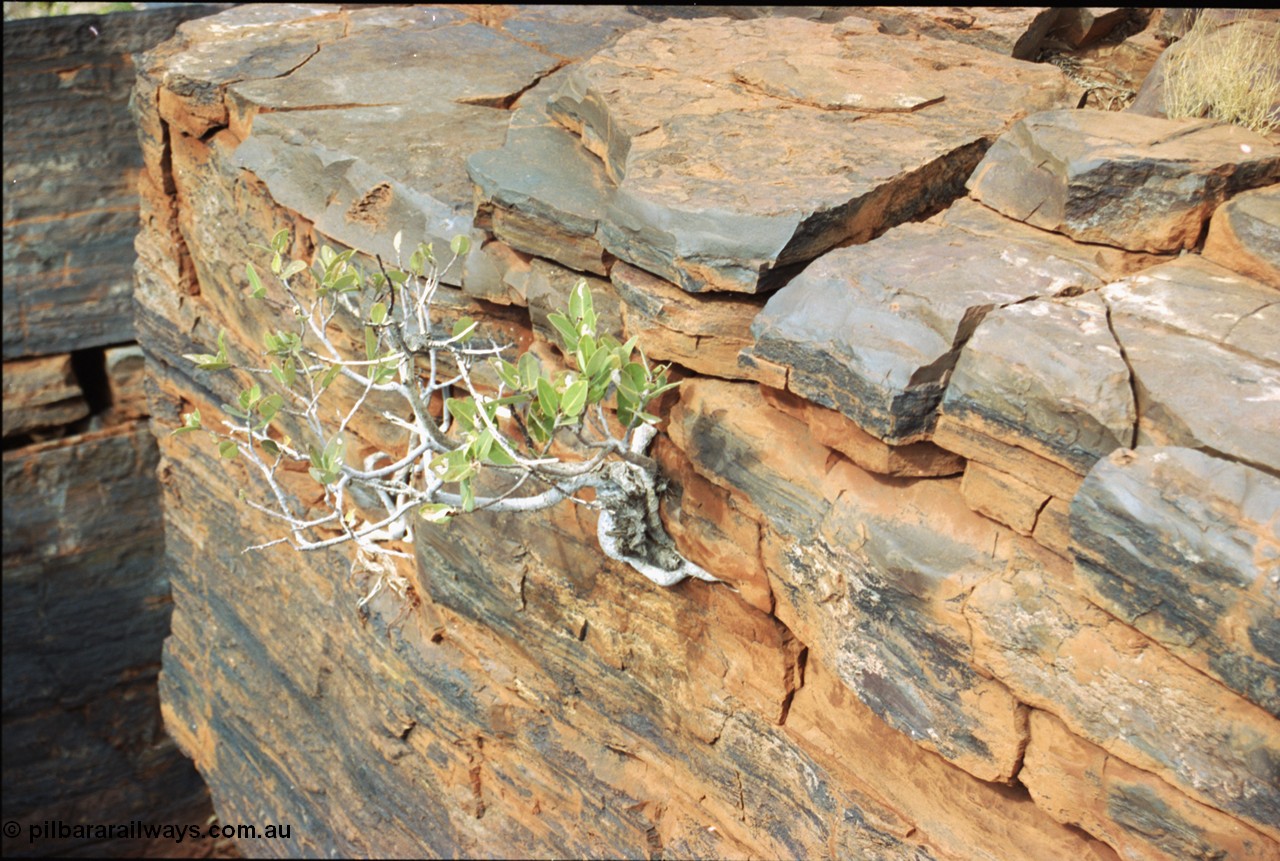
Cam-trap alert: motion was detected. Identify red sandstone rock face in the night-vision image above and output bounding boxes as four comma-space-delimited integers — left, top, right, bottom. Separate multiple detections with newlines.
134, 5, 1280, 859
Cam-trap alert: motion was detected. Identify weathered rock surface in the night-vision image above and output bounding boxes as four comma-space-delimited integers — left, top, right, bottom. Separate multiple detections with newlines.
748, 220, 1109, 443
668, 378, 1028, 783
965, 547, 1280, 841
1102, 256, 1280, 474
2, 354, 89, 439
935, 290, 1134, 508
474, 15, 1079, 294
2, 425, 214, 858
967, 109, 1280, 252
1, 5, 227, 360
1203, 183, 1280, 287
1022, 709, 1278, 861
1072, 447, 1280, 717
843, 7, 1062, 58
610, 262, 777, 385
133, 5, 1280, 860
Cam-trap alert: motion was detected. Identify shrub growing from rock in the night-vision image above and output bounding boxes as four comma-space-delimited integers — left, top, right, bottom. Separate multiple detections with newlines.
176, 230, 721, 595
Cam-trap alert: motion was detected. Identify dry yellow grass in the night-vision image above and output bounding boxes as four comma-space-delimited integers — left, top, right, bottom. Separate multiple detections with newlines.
1164, 15, 1280, 134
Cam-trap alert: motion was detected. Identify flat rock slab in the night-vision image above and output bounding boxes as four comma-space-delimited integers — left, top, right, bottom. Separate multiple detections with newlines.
474, 15, 1077, 295
149, 5, 649, 283
967, 109, 1280, 253
1203, 183, 1280, 287
1102, 255, 1280, 474
748, 220, 1109, 443
939, 291, 1135, 477
1072, 447, 1280, 717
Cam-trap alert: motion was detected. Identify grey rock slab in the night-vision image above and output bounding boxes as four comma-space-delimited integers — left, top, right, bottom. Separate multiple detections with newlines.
610, 262, 770, 383
1, 355, 89, 438
748, 221, 1106, 444
468, 73, 616, 276
1103, 256, 1280, 474
1072, 446, 1280, 717
939, 292, 1136, 477
967, 109, 1280, 253
529, 16, 1077, 293
233, 104, 505, 283
1203, 184, 1280, 287
229, 20, 557, 111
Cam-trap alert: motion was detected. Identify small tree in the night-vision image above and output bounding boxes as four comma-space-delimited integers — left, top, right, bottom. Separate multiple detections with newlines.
175, 229, 721, 604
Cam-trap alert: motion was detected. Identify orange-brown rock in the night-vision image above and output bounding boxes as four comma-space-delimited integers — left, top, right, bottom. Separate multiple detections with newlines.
131, 6, 1278, 859
757, 384, 962, 477
1203, 184, 1280, 287
965, 547, 1280, 841
1022, 709, 1278, 861
2, 354, 89, 439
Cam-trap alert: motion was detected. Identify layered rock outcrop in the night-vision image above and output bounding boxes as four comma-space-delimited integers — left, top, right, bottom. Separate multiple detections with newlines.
2, 7, 227, 858
134, 6, 1279, 859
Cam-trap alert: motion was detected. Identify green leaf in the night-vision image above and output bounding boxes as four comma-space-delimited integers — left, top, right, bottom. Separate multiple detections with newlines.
257, 393, 283, 424
319, 364, 342, 391
536, 376, 559, 417
446, 398, 477, 433
261, 438, 281, 458
270, 252, 283, 276
183, 353, 232, 372
450, 234, 472, 257
364, 326, 378, 361
494, 358, 520, 390
218, 440, 238, 459
584, 343, 615, 382
561, 378, 588, 418
460, 477, 476, 513
332, 272, 359, 293
574, 333, 597, 372
485, 442, 515, 466
546, 311, 580, 352
281, 259, 308, 279
569, 279, 587, 320
451, 316, 477, 343
370, 302, 388, 325
518, 352, 540, 391
470, 428, 495, 461
246, 262, 266, 299
271, 228, 290, 253
418, 502, 453, 524
527, 409, 553, 447
440, 450, 476, 483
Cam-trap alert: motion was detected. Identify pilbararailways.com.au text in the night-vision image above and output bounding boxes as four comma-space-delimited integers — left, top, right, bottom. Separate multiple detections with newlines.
10, 819, 292, 844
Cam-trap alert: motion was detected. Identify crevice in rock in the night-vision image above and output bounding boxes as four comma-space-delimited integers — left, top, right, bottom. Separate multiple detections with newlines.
1101, 295, 1140, 448
69, 347, 111, 416
255, 102, 399, 115
469, 736, 486, 819
1221, 299, 1277, 348
778, 642, 808, 726
455, 59, 570, 110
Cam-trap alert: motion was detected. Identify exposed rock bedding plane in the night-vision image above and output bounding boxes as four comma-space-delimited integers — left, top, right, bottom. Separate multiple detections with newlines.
131, 5, 1280, 859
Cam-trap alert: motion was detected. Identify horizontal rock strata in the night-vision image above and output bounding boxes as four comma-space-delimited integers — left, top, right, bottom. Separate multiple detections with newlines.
134, 5, 1280, 860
